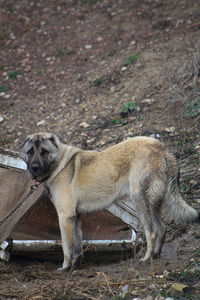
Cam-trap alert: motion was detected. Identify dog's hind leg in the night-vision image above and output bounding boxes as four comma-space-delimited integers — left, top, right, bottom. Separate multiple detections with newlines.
152, 209, 166, 258
131, 191, 155, 263
146, 175, 167, 259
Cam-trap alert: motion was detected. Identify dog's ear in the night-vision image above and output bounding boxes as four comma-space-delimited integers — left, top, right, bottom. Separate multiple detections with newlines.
49, 134, 59, 149
20, 138, 31, 162
20, 138, 30, 150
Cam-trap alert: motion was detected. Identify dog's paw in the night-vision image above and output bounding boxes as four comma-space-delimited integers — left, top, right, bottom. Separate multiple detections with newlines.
153, 253, 161, 259
139, 257, 151, 264
56, 266, 69, 272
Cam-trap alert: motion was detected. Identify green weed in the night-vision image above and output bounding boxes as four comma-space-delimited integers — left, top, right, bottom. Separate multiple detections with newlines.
112, 117, 124, 124
196, 249, 200, 255
178, 270, 189, 281
180, 176, 192, 192
181, 147, 196, 156
0, 86, 6, 92
180, 184, 187, 192
138, 115, 144, 120
122, 101, 139, 113
8, 70, 23, 79
81, 0, 102, 5
124, 54, 140, 66
94, 78, 102, 87
182, 98, 200, 118
160, 291, 170, 298
112, 102, 139, 125
35, 69, 44, 75
4, 137, 15, 144
55, 48, 75, 57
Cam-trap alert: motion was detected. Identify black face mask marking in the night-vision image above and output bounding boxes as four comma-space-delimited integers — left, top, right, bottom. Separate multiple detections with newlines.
40, 148, 49, 157
27, 147, 34, 157
34, 139, 41, 148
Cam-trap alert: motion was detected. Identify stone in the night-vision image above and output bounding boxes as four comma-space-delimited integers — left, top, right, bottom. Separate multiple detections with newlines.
37, 120, 46, 126
85, 45, 92, 49
0, 115, 5, 123
121, 66, 127, 71
80, 122, 90, 128
38, 86, 46, 92
164, 126, 175, 133
141, 98, 155, 105
4, 94, 11, 99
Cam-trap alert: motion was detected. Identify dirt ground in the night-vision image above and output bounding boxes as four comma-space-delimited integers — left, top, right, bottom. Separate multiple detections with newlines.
0, 0, 200, 299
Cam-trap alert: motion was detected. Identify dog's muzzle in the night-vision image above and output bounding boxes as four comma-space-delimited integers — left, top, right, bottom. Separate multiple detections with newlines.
30, 162, 43, 177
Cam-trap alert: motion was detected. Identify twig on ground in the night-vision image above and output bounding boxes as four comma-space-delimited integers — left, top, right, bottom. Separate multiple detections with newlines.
96, 272, 115, 296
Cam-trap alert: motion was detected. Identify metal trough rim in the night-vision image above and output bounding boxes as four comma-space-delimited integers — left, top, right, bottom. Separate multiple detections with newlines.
12, 236, 138, 253
1, 234, 141, 262
11, 228, 137, 253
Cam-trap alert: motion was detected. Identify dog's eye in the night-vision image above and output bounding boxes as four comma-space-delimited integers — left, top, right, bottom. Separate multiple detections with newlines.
27, 148, 34, 156
41, 148, 49, 156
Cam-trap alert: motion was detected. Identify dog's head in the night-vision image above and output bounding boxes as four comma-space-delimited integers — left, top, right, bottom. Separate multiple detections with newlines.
21, 132, 62, 181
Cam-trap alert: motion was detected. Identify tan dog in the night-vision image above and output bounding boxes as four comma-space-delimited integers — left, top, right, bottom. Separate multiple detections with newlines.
21, 133, 199, 270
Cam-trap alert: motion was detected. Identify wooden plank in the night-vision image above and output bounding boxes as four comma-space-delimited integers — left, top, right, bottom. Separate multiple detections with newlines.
0, 167, 44, 242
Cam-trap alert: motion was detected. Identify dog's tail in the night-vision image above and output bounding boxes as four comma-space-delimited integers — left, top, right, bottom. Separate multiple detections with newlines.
164, 153, 199, 224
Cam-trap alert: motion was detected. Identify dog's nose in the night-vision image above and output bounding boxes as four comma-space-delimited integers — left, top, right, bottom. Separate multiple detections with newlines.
30, 163, 41, 175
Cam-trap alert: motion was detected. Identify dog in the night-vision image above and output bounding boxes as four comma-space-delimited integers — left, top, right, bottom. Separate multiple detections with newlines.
21, 132, 199, 270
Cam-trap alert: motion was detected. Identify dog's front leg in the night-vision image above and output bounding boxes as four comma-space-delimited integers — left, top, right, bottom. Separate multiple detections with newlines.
51, 186, 83, 271
58, 213, 82, 271
58, 213, 76, 270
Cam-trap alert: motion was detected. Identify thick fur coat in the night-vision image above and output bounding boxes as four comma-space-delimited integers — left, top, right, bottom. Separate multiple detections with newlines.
21, 133, 199, 270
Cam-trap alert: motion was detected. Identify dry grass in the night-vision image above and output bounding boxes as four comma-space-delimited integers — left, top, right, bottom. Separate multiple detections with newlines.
162, 40, 200, 156
167, 40, 200, 120
168, 40, 200, 100
60, 269, 165, 299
